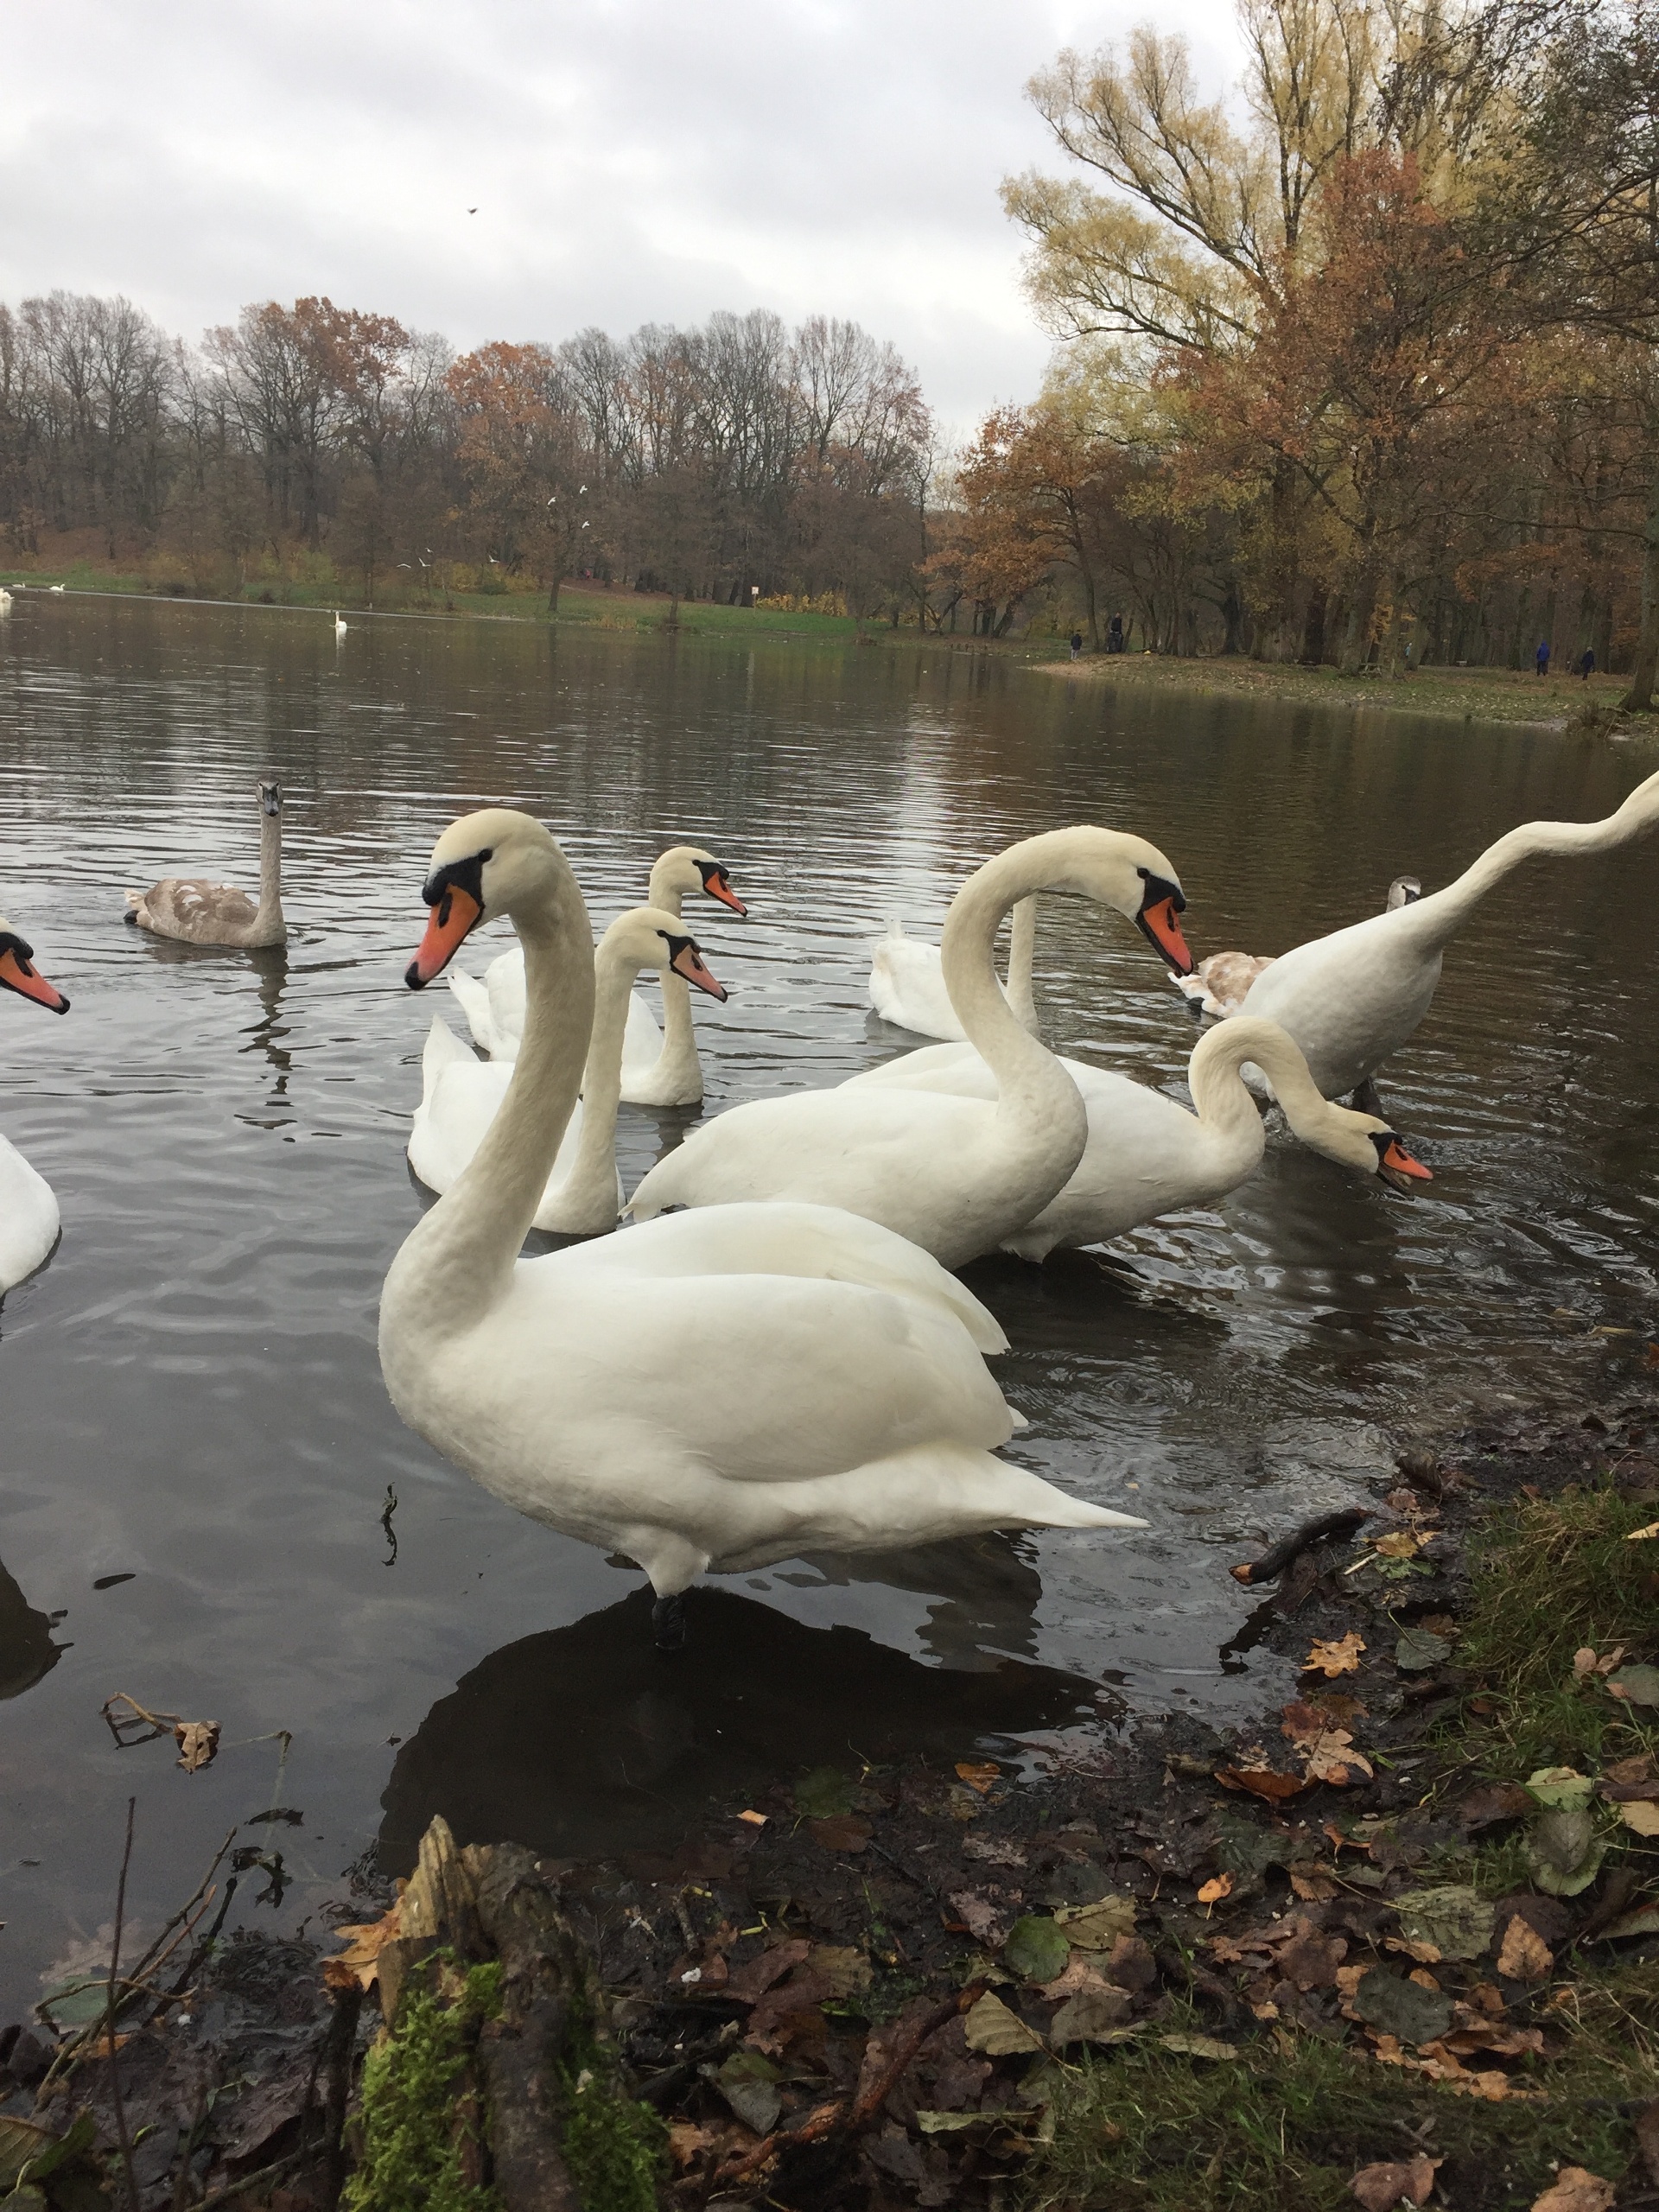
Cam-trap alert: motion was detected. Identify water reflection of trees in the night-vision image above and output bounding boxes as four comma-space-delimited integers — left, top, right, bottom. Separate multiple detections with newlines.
377, 1586, 1101, 1877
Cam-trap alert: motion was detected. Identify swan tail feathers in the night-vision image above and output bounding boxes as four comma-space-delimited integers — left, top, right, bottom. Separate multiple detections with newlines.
446, 969, 494, 1051
421, 1011, 474, 1097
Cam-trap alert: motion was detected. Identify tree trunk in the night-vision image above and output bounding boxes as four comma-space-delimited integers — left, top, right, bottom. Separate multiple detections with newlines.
547, 573, 563, 613
1623, 466, 1659, 709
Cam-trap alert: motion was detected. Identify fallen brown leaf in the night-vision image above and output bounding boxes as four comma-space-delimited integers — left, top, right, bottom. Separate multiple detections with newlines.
955, 1762, 1000, 1794
727, 1941, 810, 2004
946, 1891, 1007, 1947
807, 1815, 871, 1853
1304, 1633, 1365, 1678
174, 1719, 220, 1773
1619, 1801, 1659, 1836
1351, 2153, 1440, 2209
324, 1897, 404, 1993
1216, 1764, 1308, 1802
1458, 1783, 1535, 1829
1373, 1530, 1421, 1560
1197, 1872, 1233, 1905
1289, 1867, 1339, 1901
1529, 2168, 1615, 2212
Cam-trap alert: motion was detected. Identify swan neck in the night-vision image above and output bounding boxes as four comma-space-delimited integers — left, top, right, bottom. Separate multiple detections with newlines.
939, 857, 1077, 1128
1005, 897, 1038, 1028
1410, 768, 1659, 939
410, 873, 594, 1304
564, 938, 635, 1209
254, 805, 283, 929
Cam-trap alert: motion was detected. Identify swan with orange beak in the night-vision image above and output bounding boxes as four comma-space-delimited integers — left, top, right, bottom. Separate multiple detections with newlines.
0, 918, 70, 1293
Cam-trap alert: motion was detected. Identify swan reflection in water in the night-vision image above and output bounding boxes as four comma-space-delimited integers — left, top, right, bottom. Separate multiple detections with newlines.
0, 1554, 62, 1702
377, 1582, 1103, 1878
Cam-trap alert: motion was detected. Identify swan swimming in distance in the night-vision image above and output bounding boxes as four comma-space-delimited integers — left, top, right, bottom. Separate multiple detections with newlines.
378, 808, 1143, 1649
125, 773, 287, 948
447, 845, 746, 1103
627, 827, 1195, 1268
868, 898, 1039, 1040
1238, 767, 1659, 1101
333, 611, 347, 638
410, 905, 729, 1233
841, 1015, 1431, 1260
0, 918, 71, 1294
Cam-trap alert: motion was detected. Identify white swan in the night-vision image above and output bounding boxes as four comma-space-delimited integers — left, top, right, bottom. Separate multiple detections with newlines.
333, 611, 347, 639
447, 844, 745, 1103
839, 1016, 1431, 1261
124, 772, 286, 948
1173, 878, 1421, 1020
0, 588, 12, 613
0, 918, 70, 1294
1241, 768, 1659, 1097
869, 898, 1039, 1039
628, 827, 1194, 1268
378, 808, 1142, 1645
47, 584, 64, 596
410, 905, 728, 1232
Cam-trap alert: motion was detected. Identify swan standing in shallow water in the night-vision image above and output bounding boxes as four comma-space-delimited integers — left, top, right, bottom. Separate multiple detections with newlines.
1174, 879, 1421, 1022
379, 809, 1142, 1647
1239, 767, 1659, 1101
125, 772, 287, 948
410, 905, 729, 1233
841, 1016, 1431, 1260
333, 611, 347, 639
869, 898, 1039, 1039
447, 844, 745, 1102
0, 919, 71, 1294
628, 827, 1195, 1268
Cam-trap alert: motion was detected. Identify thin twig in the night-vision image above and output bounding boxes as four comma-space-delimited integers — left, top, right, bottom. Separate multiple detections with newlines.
106, 1796, 141, 2212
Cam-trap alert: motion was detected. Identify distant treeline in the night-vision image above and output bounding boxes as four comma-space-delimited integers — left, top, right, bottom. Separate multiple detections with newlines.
0, 292, 940, 618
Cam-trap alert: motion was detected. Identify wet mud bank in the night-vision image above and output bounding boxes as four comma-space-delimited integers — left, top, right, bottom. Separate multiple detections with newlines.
7, 1387, 1659, 2211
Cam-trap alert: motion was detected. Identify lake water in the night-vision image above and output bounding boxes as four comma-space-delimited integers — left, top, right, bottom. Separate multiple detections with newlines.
1, 594, 1656, 2013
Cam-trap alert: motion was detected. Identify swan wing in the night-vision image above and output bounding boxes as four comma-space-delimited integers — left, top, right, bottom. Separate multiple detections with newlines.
0, 1130, 60, 1292
561, 1200, 1009, 1352
482, 945, 526, 1061
868, 926, 967, 1040
131, 876, 258, 943
409, 1031, 585, 1224
620, 988, 664, 1076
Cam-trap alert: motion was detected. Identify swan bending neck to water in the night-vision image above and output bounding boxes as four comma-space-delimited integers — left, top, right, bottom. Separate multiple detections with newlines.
869, 896, 1039, 1040
125, 772, 286, 948
1241, 768, 1659, 1101
379, 809, 1142, 1647
446, 843, 745, 1103
627, 826, 1193, 1268
410, 904, 728, 1233
0, 918, 70, 1294
842, 1015, 1430, 1260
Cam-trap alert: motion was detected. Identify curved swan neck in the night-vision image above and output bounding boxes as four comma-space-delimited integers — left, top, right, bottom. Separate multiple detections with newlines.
563, 933, 639, 1214
1194, 1019, 1338, 1146
1005, 897, 1038, 1030
253, 804, 283, 931
645, 865, 697, 1067
939, 848, 1080, 1131
1407, 766, 1659, 943
410, 866, 594, 1304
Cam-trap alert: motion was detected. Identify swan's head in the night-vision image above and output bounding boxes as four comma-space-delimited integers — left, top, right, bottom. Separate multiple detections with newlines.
258, 772, 282, 818
653, 844, 747, 916
1310, 1109, 1433, 1192
602, 905, 728, 1001
0, 918, 70, 1014
1038, 828, 1193, 973
1386, 875, 1421, 910
406, 807, 563, 988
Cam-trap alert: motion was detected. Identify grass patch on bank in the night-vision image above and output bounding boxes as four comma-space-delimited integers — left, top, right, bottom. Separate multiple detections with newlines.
1027, 1474, 1659, 2211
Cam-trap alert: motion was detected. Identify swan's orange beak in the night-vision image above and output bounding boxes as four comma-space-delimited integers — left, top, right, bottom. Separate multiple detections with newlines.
706, 874, 747, 916
406, 887, 482, 988
1378, 1138, 1433, 1192
0, 942, 69, 1014
1139, 896, 1194, 975
670, 942, 728, 1001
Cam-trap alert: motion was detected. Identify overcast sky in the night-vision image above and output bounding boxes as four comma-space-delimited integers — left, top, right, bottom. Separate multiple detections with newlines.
1, 1, 1243, 434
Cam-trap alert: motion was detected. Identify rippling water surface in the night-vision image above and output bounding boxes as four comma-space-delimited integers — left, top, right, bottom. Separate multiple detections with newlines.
1, 595, 1656, 2009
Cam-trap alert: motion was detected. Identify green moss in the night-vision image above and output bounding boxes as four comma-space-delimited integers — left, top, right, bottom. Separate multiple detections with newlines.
556, 2018, 665, 2212
344, 1958, 503, 2212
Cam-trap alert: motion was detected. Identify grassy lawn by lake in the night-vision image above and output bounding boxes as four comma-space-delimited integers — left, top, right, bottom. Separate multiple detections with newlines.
1036, 645, 1655, 735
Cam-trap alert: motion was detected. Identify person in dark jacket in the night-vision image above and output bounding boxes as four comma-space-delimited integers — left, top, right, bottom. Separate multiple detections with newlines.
1579, 646, 1596, 680
1536, 639, 1551, 676
1070, 630, 1083, 660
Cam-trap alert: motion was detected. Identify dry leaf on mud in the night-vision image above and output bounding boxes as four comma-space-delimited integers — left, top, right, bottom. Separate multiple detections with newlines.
174, 1719, 220, 1772
1351, 2154, 1440, 2209
955, 1761, 1000, 1794
1052, 1896, 1138, 1949
1373, 1530, 1421, 1560
1303, 1730, 1374, 1784
323, 1897, 403, 1993
1217, 1763, 1307, 1802
1304, 1633, 1365, 1677
1619, 1800, 1659, 1836
1496, 1916, 1554, 1981
1625, 1522, 1659, 1542
1197, 1873, 1233, 1905
946, 1892, 1007, 1947
1529, 2168, 1615, 2212
963, 1991, 1044, 2056
807, 1814, 871, 1852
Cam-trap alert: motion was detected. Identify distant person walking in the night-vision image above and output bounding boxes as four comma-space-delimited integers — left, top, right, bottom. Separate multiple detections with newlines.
1579, 646, 1596, 681
1536, 639, 1551, 677
1070, 629, 1083, 660
1108, 613, 1124, 654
